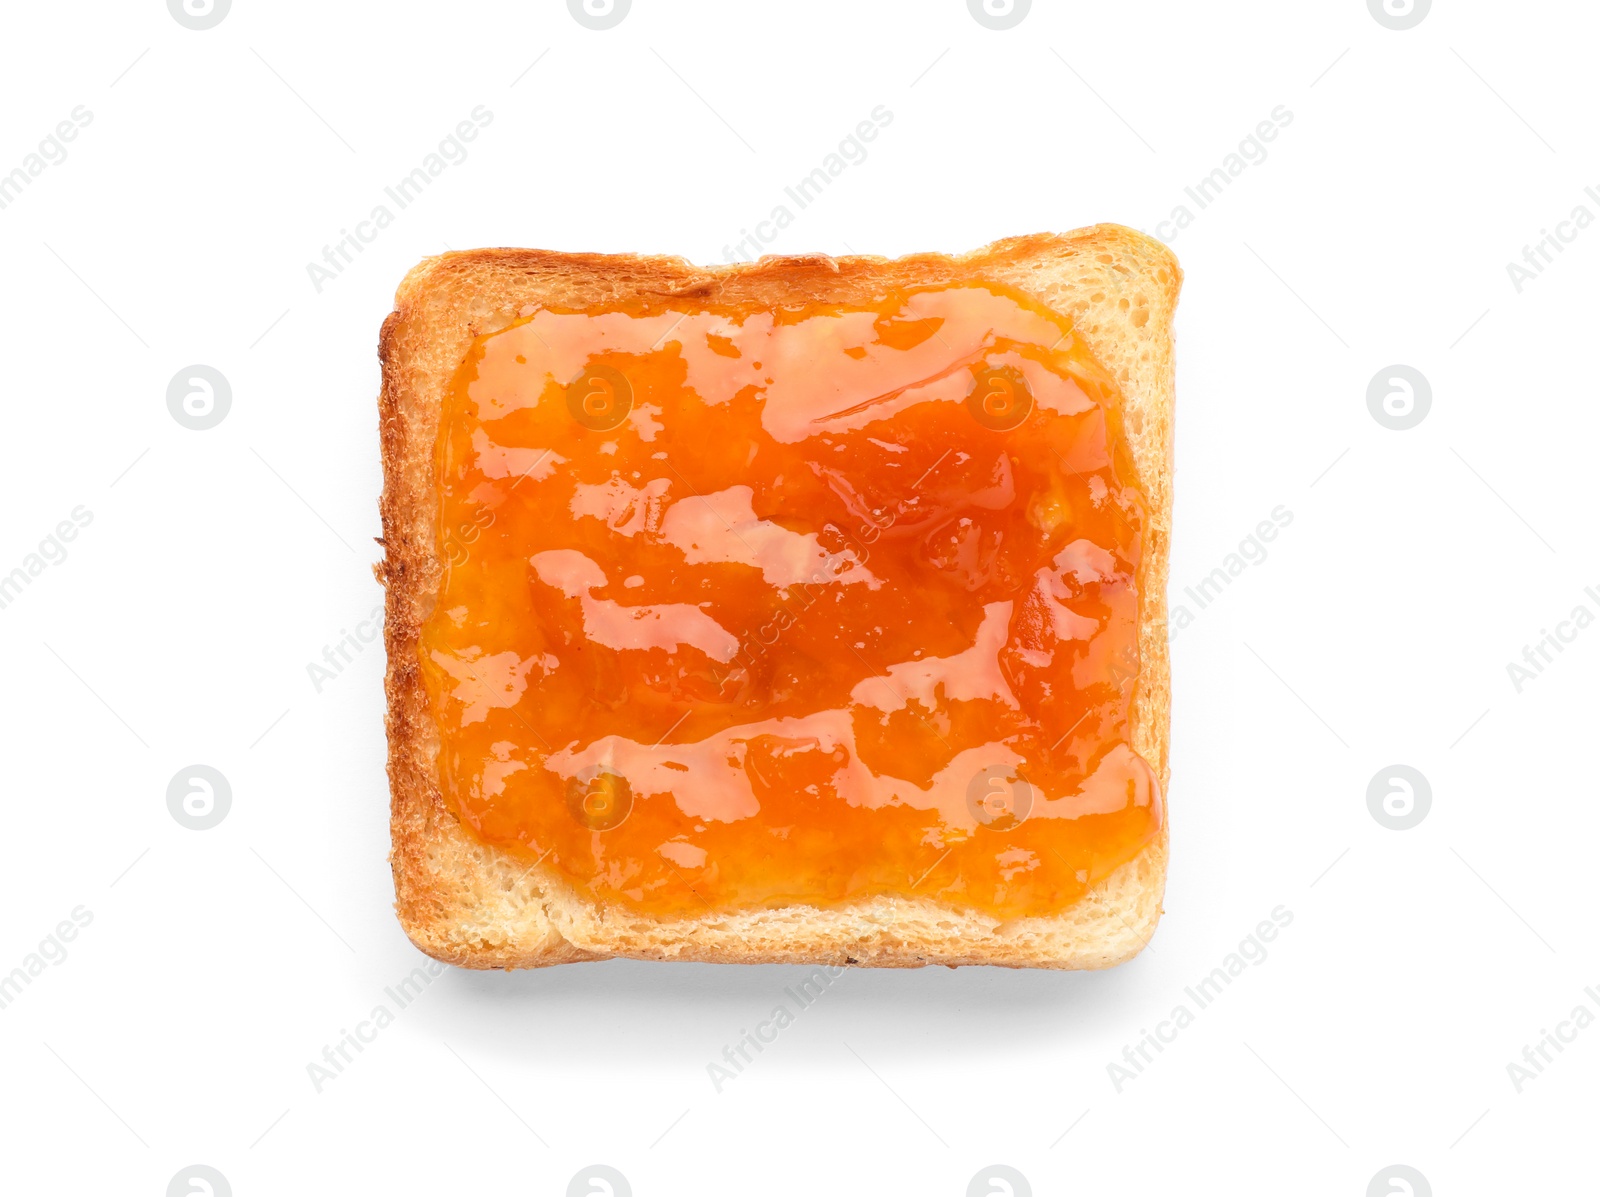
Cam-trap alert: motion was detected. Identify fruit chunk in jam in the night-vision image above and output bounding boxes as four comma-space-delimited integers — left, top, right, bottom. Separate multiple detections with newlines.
420, 279, 1162, 920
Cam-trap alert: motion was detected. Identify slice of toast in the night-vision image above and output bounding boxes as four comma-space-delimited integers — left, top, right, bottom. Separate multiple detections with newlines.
378, 226, 1180, 969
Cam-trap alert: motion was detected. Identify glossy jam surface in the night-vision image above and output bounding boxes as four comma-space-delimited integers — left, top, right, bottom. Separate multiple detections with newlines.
421, 279, 1162, 920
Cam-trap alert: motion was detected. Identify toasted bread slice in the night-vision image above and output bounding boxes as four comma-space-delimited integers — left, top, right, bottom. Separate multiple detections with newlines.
378, 226, 1180, 969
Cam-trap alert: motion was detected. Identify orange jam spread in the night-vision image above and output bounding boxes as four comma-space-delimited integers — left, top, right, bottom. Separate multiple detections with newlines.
420, 277, 1162, 921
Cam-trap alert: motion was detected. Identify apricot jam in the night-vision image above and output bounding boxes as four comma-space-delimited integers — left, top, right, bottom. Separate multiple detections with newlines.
420, 278, 1162, 921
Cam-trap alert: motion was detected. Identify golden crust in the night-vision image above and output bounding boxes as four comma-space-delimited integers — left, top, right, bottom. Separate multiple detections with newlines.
377, 226, 1181, 969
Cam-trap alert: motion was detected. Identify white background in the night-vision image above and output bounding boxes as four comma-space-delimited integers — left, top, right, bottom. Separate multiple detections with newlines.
1, 1, 1594, 1193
